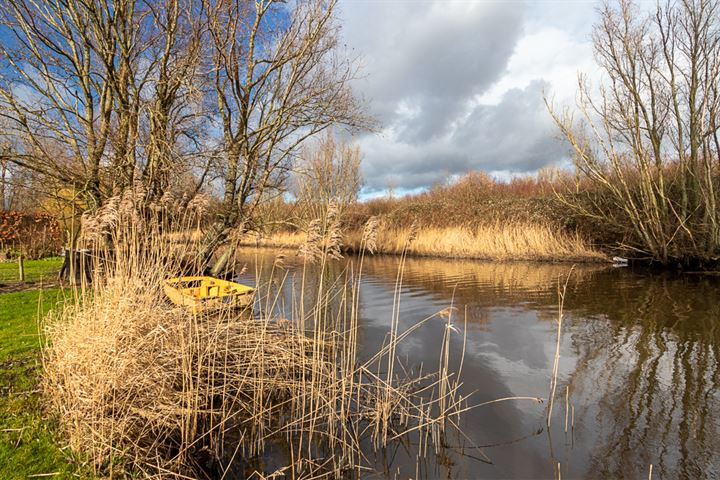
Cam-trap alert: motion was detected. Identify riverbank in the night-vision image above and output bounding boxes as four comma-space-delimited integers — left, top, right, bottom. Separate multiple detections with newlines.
240, 221, 607, 263
252, 171, 609, 263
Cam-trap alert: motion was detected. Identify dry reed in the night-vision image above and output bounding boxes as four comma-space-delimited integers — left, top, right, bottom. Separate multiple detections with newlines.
547, 268, 573, 428
42, 198, 472, 478
243, 221, 605, 263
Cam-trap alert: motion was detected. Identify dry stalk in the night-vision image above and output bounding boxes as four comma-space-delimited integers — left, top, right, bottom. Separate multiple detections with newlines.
547, 267, 574, 428
43, 205, 471, 478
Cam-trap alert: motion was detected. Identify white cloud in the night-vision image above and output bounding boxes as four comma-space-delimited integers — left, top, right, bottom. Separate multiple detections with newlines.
338, 0, 601, 192
476, 26, 596, 106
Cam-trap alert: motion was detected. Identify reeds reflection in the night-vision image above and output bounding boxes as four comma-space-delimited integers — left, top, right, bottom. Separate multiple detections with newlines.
235, 250, 720, 478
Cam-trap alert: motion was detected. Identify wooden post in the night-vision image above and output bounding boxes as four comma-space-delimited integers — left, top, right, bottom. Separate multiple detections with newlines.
18, 253, 25, 282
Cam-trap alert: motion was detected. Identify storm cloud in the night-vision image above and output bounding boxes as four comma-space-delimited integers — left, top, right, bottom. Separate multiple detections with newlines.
338, 1, 596, 193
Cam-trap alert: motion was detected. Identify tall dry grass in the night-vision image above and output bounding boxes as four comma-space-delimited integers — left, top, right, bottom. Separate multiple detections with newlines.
242, 221, 605, 262
41, 194, 478, 478
347, 222, 604, 262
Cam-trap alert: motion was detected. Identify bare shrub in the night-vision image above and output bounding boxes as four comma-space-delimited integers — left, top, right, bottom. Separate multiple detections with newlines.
548, 0, 720, 264
293, 130, 363, 227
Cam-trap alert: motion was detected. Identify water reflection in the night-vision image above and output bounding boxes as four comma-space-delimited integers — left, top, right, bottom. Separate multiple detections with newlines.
234, 250, 720, 479
567, 273, 720, 479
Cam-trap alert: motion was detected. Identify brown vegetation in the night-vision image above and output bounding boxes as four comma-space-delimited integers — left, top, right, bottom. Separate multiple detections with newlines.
0, 210, 63, 259
42, 204, 481, 478
251, 170, 605, 262
247, 222, 603, 263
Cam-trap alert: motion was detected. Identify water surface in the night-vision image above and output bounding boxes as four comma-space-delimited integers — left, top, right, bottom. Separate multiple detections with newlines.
234, 250, 720, 479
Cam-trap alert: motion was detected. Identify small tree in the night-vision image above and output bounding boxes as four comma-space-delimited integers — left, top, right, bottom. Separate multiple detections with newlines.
548, 0, 720, 264
293, 130, 363, 226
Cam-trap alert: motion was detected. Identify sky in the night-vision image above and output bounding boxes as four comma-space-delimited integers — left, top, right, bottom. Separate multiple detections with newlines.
337, 0, 603, 196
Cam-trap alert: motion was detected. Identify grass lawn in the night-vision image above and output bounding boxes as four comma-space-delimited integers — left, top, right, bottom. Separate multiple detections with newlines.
0, 288, 84, 479
0, 257, 64, 284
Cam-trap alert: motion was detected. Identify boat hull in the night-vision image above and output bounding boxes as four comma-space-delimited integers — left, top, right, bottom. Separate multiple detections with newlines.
163, 276, 254, 313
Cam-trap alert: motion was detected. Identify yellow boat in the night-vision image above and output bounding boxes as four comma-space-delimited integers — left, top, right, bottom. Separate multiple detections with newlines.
163, 276, 255, 313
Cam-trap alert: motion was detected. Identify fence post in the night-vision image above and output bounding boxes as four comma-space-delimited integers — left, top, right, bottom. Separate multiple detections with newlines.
18, 253, 25, 282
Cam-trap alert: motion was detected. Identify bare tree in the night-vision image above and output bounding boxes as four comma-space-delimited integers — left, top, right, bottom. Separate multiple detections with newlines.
137, 0, 209, 199
0, 0, 370, 271
0, 129, 43, 211
293, 129, 362, 225
0, 142, 9, 211
548, 0, 720, 264
0, 0, 112, 206
200, 0, 371, 268
0, 0, 207, 209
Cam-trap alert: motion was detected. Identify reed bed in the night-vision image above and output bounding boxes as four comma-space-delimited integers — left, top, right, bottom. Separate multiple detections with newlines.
244, 221, 605, 263
41, 196, 472, 478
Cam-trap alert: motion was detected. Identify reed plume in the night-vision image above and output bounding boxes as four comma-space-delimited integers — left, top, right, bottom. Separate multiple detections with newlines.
299, 202, 344, 262
324, 202, 343, 260
299, 218, 322, 262
362, 215, 379, 254
186, 192, 210, 214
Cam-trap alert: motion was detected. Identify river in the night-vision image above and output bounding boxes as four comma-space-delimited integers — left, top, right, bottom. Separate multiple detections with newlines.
232, 249, 720, 479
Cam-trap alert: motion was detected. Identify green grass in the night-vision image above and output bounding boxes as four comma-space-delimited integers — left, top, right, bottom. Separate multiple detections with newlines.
0, 257, 63, 284
0, 289, 84, 479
